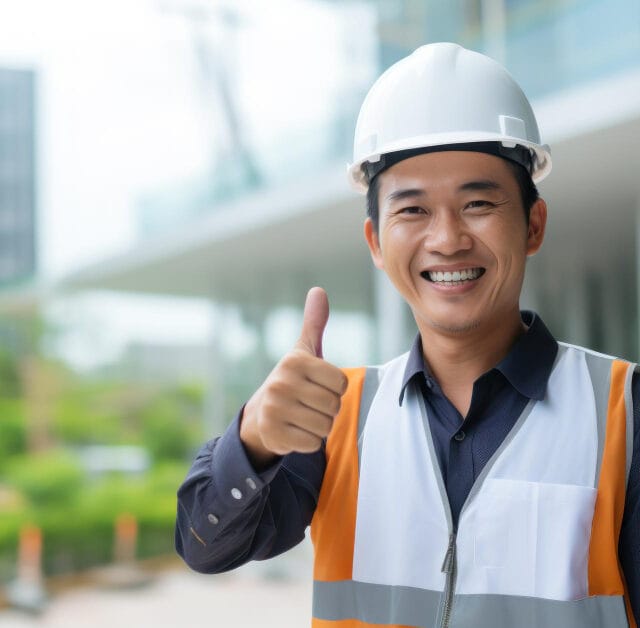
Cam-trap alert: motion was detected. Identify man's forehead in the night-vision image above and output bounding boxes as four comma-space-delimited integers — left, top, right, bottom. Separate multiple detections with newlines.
378, 150, 513, 198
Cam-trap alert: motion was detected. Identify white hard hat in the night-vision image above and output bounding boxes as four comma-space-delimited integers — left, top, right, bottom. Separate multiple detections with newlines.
348, 42, 552, 193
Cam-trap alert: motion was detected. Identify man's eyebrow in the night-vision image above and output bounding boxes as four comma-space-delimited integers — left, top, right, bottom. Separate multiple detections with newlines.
385, 180, 504, 203
457, 179, 503, 193
384, 188, 425, 203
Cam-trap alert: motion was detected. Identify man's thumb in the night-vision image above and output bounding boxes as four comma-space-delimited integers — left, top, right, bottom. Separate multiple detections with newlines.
296, 287, 329, 358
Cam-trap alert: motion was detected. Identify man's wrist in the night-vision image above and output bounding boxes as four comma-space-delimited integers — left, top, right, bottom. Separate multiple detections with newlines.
239, 396, 279, 470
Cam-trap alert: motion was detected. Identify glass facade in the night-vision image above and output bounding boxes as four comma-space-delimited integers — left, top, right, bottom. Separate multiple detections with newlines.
0, 68, 36, 286
485, 0, 638, 98
375, 0, 640, 97
136, 0, 640, 239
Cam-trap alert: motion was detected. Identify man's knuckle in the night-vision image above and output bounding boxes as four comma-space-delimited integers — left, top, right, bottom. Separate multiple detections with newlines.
268, 379, 293, 400
277, 354, 297, 376
280, 352, 295, 367
288, 350, 307, 368
261, 395, 279, 417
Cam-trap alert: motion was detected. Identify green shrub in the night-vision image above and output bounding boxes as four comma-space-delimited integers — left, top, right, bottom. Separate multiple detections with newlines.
0, 463, 186, 581
141, 395, 203, 462
0, 399, 27, 464
0, 375, 201, 580
0, 349, 22, 398
5, 451, 83, 506
53, 382, 151, 445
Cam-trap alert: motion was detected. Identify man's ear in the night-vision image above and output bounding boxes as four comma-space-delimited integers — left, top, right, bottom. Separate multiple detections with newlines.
526, 198, 547, 257
364, 218, 384, 270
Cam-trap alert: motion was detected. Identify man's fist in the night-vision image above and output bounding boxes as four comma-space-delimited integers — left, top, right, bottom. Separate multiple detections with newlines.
240, 287, 348, 467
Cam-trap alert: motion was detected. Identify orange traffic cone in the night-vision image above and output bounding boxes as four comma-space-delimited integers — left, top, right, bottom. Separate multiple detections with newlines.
6, 524, 47, 613
114, 513, 138, 565
95, 513, 151, 589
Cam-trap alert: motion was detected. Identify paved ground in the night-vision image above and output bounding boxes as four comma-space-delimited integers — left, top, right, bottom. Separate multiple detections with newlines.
0, 542, 313, 627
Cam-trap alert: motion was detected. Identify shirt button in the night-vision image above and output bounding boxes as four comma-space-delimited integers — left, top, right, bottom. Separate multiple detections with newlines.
207, 513, 219, 525
454, 430, 466, 442
424, 376, 433, 389
231, 488, 243, 500
245, 477, 257, 490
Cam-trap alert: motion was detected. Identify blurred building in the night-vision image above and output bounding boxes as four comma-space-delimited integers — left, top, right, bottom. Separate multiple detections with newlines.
61, 0, 640, 429
0, 67, 37, 287
117, 341, 210, 384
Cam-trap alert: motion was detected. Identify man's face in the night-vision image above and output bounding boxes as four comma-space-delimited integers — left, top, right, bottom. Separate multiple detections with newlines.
364, 151, 547, 337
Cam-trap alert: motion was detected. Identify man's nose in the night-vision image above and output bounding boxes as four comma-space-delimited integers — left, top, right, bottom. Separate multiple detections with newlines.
425, 211, 472, 255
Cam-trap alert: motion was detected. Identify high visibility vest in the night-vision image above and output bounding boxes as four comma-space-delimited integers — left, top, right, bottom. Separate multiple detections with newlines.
310, 343, 637, 628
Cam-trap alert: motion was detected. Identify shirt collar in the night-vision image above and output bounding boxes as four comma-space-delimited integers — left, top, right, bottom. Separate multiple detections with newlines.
398, 311, 558, 405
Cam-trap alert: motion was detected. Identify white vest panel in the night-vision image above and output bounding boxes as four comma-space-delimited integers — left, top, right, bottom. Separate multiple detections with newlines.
352, 345, 602, 601
353, 353, 449, 591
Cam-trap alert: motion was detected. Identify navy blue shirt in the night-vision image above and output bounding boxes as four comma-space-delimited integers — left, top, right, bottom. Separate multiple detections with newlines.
175, 312, 639, 622
400, 311, 557, 527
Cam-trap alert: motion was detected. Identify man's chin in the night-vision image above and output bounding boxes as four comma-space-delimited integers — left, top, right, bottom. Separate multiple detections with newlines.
426, 316, 482, 335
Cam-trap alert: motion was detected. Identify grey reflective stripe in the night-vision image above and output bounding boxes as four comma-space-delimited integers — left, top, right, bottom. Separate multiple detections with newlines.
583, 350, 614, 485
313, 579, 440, 627
451, 591, 629, 628
313, 580, 629, 628
357, 367, 380, 468
624, 363, 637, 487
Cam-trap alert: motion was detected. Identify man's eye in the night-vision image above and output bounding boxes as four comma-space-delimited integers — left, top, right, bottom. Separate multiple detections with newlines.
465, 200, 493, 209
399, 206, 424, 214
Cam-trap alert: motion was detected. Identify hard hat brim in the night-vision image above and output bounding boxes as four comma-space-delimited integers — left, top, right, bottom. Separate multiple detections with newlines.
347, 135, 552, 194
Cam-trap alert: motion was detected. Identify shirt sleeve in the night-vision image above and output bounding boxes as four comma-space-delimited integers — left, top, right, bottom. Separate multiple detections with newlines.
175, 408, 326, 574
619, 369, 640, 623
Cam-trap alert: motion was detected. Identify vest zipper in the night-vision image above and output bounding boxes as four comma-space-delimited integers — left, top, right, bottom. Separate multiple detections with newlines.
439, 532, 457, 628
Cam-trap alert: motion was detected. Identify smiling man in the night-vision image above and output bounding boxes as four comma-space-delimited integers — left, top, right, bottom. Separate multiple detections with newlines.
176, 43, 639, 627
363, 150, 547, 420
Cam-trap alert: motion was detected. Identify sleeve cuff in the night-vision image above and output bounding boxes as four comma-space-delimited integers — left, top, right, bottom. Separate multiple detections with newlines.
211, 407, 283, 508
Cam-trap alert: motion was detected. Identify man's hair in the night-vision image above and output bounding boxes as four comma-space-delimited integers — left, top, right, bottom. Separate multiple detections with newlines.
366, 159, 539, 233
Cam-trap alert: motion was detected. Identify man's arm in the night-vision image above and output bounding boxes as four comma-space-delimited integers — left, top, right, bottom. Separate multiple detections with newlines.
175, 410, 325, 573
618, 370, 640, 623
175, 288, 345, 573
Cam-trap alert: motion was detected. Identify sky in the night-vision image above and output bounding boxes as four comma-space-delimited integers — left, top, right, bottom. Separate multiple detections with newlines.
0, 0, 376, 370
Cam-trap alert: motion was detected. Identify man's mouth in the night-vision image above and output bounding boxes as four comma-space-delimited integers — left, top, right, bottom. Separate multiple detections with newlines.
421, 267, 486, 286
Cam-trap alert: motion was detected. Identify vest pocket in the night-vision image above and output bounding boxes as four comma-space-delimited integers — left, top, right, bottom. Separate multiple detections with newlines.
462, 478, 597, 601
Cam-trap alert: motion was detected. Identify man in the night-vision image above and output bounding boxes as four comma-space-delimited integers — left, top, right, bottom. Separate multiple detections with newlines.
176, 43, 639, 627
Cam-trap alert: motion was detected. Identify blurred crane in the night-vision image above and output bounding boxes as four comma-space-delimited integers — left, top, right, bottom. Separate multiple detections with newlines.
157, 0, 261, 195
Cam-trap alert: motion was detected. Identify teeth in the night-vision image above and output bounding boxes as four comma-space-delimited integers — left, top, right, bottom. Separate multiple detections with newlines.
428, 268, 481, 283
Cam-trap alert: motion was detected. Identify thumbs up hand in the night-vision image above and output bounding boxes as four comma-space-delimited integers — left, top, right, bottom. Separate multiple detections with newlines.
294, 286, 329, 358
240, 287, 348, 468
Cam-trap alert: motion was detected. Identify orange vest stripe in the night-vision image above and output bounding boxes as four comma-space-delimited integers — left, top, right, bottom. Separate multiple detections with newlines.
311, 367, 365, 582
588, 359, 629, 597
